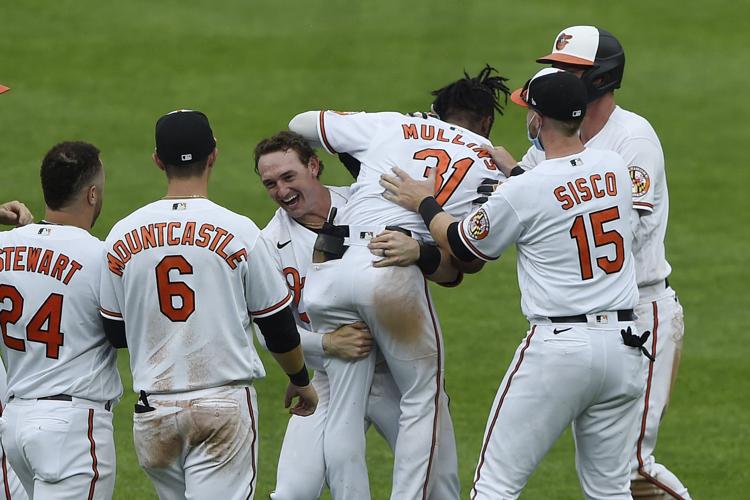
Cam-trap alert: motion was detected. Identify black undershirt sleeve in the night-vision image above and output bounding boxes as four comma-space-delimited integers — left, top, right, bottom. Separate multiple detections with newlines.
253, 306, 301, 353
447, 222, 479, 262
102, 317, 127, 348
338, 153, 361, 179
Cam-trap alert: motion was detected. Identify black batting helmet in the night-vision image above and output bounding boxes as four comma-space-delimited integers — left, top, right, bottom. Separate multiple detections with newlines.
536, 26, 625, 103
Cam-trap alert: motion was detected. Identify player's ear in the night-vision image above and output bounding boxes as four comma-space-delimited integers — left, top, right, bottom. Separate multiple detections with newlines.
152, 151, 166, 171
86, 184, 97, 207
308, 156, 320, 177
481, 115, 494, 138
206, 148, 218, 169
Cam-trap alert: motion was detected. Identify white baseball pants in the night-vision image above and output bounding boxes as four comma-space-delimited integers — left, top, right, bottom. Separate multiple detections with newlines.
630, 284, 691, 499
304, 245, 456, 500
1, 397, 115, 500
0, 367, 27, 500
471, 319, 647, 500
133, 385, 258, 500
271, 364, 459, 500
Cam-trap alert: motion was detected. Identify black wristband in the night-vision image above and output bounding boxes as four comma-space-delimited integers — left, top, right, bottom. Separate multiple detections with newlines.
418, 197, 444, 227
510, 165, 526, 176
289, 364, 310, 387
416, 243, 441, 275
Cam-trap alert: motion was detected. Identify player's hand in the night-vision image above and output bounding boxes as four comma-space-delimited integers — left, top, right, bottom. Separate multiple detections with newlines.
285, 382, 318, 417
0, 200, 33, 226
380, 166, 435, 212
407, 111, 438, 119
368, 230, 420, 268
480, 145, 517, 178
323, 321, 373, 360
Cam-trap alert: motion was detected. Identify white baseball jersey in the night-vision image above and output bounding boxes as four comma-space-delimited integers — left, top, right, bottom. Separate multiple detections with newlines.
315, 111, 506, 237
261, 186, 350, 371
519, 106, 670, 287
100, 199, 292, 394
0, 224, 121, 401
460, 148, 638, 318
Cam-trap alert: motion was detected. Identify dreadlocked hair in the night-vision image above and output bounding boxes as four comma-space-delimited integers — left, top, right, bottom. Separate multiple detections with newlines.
431, 64, 511, 121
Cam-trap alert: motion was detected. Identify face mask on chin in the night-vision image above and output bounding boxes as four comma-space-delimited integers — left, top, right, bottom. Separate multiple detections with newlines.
526, 113, 544, 152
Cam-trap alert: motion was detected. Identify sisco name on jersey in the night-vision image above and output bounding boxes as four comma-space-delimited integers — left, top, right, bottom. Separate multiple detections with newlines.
106, 222, 247, 277
0, 246, 82, 285
553, 171, 619, 210
401, 123, 497, 170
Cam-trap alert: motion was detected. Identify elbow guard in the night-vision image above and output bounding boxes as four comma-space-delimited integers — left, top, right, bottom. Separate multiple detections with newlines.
254, 307, 301, 353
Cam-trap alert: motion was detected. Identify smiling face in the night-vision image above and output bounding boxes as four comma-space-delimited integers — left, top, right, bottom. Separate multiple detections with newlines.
257, 148, 328, 222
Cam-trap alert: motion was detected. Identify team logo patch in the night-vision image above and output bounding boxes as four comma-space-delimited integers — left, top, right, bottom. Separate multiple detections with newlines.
468, 209, 490, 240
556, 33, 573, 50
629, 166, 650, 197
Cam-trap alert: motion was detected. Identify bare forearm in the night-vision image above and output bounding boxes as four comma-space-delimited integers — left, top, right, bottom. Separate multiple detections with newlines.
427, 211, 457, 257
271, 346, 306, 375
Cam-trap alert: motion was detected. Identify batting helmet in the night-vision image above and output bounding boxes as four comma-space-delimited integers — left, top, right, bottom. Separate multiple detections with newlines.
536, 26, 625, 102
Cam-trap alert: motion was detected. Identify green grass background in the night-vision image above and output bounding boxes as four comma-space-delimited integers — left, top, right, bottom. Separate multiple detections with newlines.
2, 0, 748, 498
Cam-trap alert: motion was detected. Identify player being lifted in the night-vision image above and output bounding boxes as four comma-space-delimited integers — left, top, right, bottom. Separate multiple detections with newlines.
99, 110, 317, 500
0, 142, 122, 500
382, 68, 650, 500
254, 131, 461, 499
288, 65, 510, 500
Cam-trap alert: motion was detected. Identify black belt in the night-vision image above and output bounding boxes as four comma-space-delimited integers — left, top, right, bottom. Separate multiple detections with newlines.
38, 394, 72, 402
549, 309, 634, 323
37, 394, 112, 411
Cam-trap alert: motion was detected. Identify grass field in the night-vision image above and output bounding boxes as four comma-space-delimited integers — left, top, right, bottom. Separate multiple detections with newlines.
2, 0, 748, 498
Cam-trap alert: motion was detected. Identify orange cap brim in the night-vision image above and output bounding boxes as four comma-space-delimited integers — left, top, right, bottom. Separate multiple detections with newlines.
536, 52, 594, 67
510, 87, 528, 108
0, 84, 10, 94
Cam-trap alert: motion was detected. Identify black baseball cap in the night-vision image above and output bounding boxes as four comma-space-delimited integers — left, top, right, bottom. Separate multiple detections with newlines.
510, 68, 587, 121
155, 109, 216, 166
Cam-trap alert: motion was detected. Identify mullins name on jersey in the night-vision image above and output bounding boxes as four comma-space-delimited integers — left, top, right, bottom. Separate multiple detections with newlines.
106, 221, 247, 276
0, 245, 83, 285
400, 122, 498, 171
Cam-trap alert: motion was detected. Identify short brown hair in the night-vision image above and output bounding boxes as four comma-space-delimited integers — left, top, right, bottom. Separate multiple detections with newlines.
254, 131, 324, 178
548, 116, 584, 137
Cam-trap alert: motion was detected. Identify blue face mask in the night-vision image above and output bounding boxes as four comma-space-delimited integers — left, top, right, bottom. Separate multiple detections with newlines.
526, 113, 544, 151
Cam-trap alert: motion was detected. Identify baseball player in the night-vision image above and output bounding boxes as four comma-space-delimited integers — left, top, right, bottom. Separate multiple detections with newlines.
288, 66, 510, 499
254, 131, 460, 499
382, 68, 650, 500
489, 26, 690, 499
0, 80, 29, 500
0, 141, 122, 499
99, 110, 317, 500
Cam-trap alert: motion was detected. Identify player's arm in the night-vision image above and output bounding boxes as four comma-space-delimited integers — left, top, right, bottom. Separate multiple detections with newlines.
381, 166, 521, 263
620, 137, 663, 244
101, 317, 127, 348
367, 230, 470, 284
0, 200, 33, 226
100, 242, 128, 348
253, 307, 317, 416
246, 234, 318, 415
289, 110, 376, 157
256, 320, 372, 361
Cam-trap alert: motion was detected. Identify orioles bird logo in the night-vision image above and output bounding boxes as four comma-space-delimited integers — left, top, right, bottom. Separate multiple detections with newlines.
556, 33, 573, 50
